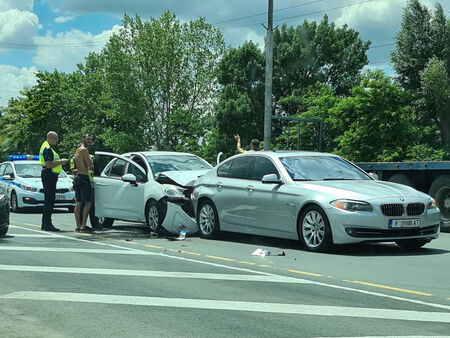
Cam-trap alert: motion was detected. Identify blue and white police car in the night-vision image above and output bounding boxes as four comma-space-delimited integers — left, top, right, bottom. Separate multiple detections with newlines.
0, 155, 75, 212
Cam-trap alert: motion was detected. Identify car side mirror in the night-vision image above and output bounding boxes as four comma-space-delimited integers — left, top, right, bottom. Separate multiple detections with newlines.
122, 173, 137, 185
2, 175, 12, 181
262, 174, 282, 184
368, 172, 379, 180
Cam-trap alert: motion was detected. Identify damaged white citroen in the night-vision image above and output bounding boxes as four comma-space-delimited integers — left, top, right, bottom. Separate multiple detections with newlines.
93, 151, 212, 234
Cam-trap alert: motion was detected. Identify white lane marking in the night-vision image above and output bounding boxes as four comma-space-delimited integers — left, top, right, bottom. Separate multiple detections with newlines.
0, 246, 153, 255
8, 234, 57, 238
10, 225, 450, 311
2, 291, 450, 324
0, 265, 311, 284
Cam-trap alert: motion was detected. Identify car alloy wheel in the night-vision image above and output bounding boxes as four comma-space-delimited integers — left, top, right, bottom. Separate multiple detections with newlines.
299, 205, 332, 252
198, 200, 219, 238
302, 210, 325, 248
10, 191, 18, 212
147, 201, 160, 232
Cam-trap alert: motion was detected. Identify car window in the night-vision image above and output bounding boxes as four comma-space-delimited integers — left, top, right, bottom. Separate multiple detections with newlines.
251, 157, 279, 181
217, 160, 232, 178
130, 156, 148, 174
126, 163, 147, 182
107, 159, 126, 178
15, 163, 42, 178
280, 155, 370, 181
0, 164, 5, 176
228, 156, 254, 180
3, 164, 14, 177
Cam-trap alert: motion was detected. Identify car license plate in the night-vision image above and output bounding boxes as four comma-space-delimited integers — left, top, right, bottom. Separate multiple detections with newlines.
389, 219, 420, 228
56, 194, 65, 201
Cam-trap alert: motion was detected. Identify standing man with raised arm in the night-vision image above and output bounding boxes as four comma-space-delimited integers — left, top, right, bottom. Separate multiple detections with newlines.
39, 131, 68, 232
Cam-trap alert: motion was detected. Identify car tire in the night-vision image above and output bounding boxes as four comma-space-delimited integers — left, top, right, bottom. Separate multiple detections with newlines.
395, 239, 429, 250
0, 227, 7, 236
298, 205, 333, 252
68, 206, 75, 213
98, 217, 114, 228
146, 200, 163, 233
10, 191, 20, 213
197, 199, 220, 239
429, 175, 450, 220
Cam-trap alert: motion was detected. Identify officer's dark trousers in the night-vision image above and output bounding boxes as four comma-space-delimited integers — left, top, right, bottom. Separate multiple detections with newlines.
41, 170, 58, 229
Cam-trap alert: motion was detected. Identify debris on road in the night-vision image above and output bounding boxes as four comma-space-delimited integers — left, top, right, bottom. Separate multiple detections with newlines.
252, 248, 270, 256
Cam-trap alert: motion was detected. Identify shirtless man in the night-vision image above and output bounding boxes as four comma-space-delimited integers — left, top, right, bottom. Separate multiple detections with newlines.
73, 134, 94, 232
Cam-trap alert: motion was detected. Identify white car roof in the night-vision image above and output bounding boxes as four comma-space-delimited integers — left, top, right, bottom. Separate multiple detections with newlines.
125, 151, 201, 157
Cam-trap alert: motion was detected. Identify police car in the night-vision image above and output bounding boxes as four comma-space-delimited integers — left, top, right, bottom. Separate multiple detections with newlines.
0, 155, 75, 212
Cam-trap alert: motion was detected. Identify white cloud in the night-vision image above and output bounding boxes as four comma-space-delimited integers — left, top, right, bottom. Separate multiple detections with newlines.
0, 64, 38, 106
336, 0, 404, 42
0, 0, 33, 12
55, 15, 74, 23
0, 8, 40, 45
32, 25, 121, 72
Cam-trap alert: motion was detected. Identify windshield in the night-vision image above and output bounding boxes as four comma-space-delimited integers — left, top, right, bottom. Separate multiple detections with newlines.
146, 155, 212, 174
15, 163, 67, 178
280, 155, 370, 181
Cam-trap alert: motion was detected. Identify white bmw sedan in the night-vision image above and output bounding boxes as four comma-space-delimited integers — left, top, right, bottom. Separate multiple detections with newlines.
94, 151, 212, 234
192, 151, 441, 252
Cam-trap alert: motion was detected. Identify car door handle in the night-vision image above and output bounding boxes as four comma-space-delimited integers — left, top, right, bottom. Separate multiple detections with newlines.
247, 185, 254, 191
95, 182, 108, 186
217, 182, 223, 189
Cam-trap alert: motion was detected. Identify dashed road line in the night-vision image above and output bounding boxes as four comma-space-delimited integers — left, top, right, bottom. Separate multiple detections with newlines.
205, 255, 237, 262
343, 280, 433, 297
288, 269, 324, 277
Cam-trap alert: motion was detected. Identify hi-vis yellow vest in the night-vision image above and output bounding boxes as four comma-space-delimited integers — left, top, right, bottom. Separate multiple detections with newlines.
39, 141, 62, 174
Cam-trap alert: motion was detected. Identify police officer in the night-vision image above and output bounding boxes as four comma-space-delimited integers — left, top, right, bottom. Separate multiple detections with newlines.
39, 131, 68, 231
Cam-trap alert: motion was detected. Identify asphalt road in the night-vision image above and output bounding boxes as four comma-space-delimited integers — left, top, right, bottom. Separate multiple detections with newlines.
0, 209, 449, 337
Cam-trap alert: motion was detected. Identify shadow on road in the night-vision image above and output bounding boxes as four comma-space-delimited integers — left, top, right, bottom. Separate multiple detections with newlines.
203, 231, 449, 257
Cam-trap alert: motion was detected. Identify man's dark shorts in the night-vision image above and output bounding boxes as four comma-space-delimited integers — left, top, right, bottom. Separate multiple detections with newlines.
73, 174, 93, 203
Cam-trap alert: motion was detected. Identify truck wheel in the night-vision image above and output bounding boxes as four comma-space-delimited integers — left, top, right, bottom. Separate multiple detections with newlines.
429, 175, 450, 220
388, 173, 414, 188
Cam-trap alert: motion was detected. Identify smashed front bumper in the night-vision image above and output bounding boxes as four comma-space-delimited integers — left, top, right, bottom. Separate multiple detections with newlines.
161, 202, 198, 235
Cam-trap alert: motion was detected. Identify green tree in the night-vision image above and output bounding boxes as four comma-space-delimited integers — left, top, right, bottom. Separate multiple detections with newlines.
87, 12, 225, 153
213, 41, 265, 158
391, 0, 450, 151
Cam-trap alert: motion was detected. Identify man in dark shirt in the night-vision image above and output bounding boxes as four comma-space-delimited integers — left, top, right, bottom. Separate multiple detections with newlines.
39, 131, 68, 231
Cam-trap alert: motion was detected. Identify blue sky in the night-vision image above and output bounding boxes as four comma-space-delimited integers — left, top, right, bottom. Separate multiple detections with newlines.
0, 0, 448, 106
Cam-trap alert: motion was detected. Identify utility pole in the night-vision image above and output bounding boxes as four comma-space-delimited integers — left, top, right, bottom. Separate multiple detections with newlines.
263, 0, 274, 151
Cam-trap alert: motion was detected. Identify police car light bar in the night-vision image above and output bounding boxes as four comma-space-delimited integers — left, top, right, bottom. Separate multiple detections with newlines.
8, 155, 39, 161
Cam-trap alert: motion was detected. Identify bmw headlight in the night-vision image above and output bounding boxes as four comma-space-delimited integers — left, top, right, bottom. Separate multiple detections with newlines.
162, 184, 187, 200
330, 199, 373, 212
19, 184, 37, 192
427, 199, 437, 209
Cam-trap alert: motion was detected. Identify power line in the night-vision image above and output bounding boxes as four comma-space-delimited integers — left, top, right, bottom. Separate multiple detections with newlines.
213, 0, 325, 25
223, 0, 376, 31
369, 42, 395, 49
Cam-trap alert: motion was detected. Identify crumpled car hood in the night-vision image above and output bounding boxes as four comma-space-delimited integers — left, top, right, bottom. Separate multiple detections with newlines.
157, 169, 211, 187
